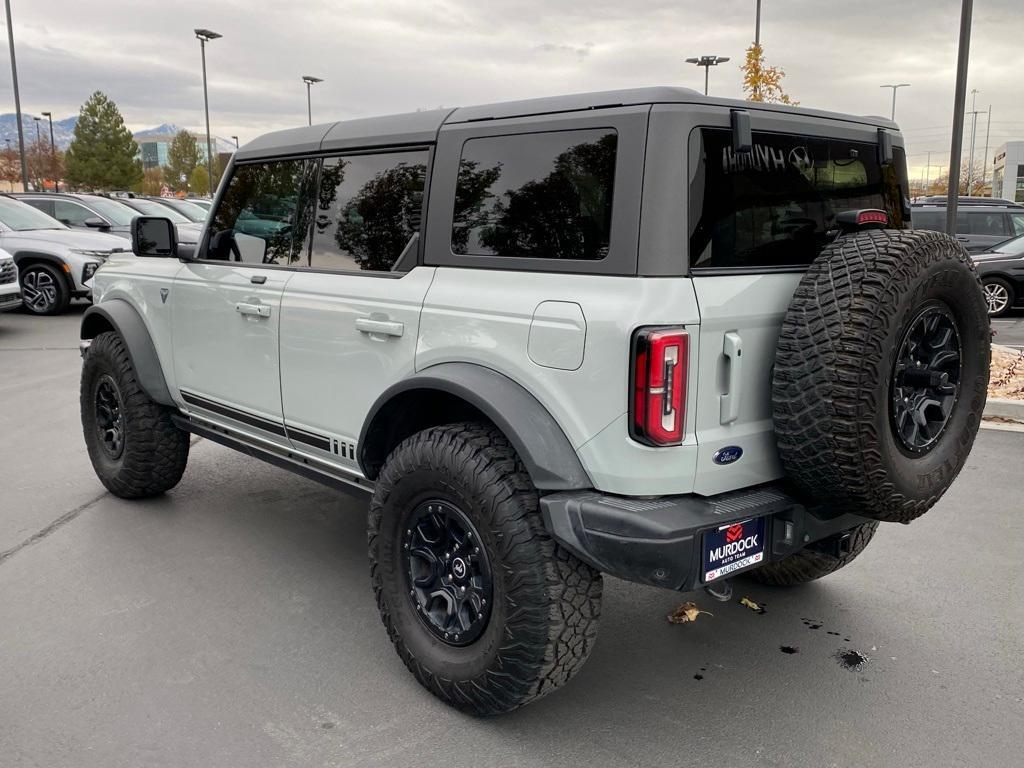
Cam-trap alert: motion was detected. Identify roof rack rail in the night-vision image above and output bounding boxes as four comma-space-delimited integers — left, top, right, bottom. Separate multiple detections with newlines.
915, 195, 1021, 207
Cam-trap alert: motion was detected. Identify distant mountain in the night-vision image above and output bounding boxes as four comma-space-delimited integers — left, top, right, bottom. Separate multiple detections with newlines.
0, 113, 77, 150
0, 113, 236, 154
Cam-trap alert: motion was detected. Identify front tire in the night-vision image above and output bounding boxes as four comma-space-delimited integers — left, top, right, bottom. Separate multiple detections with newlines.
81, 331, 190, 498
20, 262, 70, 315
368, 422, 602, 715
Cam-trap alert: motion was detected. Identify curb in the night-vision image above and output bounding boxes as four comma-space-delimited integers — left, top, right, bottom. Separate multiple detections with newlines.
984, 397, 1024, 424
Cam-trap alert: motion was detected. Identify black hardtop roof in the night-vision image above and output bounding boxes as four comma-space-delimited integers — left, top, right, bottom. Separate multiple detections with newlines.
234, 86, 899, 160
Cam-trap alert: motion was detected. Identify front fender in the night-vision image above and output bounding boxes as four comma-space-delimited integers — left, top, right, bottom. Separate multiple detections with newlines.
80, 299, 174, 406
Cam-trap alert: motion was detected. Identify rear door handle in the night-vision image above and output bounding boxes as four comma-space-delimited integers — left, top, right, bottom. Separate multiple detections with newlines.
720, 331, 743, 425
235, 302, 271, 318
356, 317, 404, 337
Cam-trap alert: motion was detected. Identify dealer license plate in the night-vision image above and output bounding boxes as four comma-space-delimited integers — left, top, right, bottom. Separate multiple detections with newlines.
702, 517, 767, 582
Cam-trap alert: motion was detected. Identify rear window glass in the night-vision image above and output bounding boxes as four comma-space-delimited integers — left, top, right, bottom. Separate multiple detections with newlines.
688, 128, 908, 270
451, 129, 617, 261
912, 209, 945, 230
967, 212, 1008, 236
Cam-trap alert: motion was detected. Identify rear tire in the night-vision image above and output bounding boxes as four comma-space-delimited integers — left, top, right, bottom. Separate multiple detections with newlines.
773, 230, 990, 524
19, 262, 70, 315
81, 331, 189, 498
748, 522, 879, 586
368, 422, 602, 715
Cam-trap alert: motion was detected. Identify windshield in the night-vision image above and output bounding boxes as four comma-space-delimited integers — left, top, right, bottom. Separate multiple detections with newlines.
82, 197, 136, 226
0, 196, 68, 230
162, 199, 208, 222
127, 199, 190, 222
989, 233, 1024, 257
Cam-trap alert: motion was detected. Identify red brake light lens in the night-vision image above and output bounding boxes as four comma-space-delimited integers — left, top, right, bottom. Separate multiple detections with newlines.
857, 209, 889, 226
630, 327, 688, 446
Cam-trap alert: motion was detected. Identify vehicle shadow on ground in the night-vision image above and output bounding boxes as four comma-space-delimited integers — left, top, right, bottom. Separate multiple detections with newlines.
91, 440, 914, 767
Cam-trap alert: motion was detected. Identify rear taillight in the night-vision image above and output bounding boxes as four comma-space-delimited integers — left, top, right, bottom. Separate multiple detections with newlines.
630, 326, 688, 446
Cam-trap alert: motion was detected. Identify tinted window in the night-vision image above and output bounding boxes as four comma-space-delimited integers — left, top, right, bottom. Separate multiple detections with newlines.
310, 151, 427, 272
451, 129, 617, 260
967, 212, 1008, 236
85, 197, 135, 225
1011, 213, 1024, 236
912, 209, 945, 230
688, 129, 908, 270
22, 199, 55, 217
54, 200, 95, 226
207, 160, 318, 265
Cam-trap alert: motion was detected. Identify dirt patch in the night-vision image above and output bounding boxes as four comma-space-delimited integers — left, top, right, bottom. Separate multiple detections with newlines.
989, 345, 1024, 401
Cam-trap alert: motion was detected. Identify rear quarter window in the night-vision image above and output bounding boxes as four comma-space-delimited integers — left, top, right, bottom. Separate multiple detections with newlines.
688, 128, 908, 271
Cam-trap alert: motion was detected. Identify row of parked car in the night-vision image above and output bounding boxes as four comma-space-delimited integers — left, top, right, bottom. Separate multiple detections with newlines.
0, 190, 1022, 318
0, 192, 211, 316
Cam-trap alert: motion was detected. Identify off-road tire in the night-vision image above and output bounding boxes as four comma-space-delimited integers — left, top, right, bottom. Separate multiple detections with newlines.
773, 230, 990, 524
81, 331, 189, 498
19, 261, 70, 315
368, 422, 602, 716
748, 521, 879, 586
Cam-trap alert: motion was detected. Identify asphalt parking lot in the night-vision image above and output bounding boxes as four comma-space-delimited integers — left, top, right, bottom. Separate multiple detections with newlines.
2, 304, 1022, 768
992, 312, 1024, 348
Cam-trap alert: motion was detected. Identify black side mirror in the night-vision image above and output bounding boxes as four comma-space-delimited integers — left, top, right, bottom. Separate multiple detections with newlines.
132, 216, 177, 257
83, 216, 109, 231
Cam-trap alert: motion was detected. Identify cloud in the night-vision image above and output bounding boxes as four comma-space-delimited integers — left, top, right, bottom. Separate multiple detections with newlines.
0, 0, 1019, 177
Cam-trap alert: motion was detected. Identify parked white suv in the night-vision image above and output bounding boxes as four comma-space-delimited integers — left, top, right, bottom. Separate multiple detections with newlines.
0, 249, 20, 314
0, 195, 129, 315
78, 88, 990, 715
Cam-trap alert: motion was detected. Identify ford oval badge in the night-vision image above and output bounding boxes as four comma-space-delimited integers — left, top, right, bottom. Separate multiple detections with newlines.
713, 446, 743, 465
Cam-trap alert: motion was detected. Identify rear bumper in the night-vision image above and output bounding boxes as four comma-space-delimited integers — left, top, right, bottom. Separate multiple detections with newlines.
540, 485, 867, 592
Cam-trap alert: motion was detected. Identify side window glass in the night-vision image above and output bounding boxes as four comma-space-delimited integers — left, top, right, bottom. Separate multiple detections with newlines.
207, 160, 317, 264
1011, 213, 1024, 236
451, 129, 617, 260
54, 200, 93, 226
24, 199, 55, 217
968, 212, 1008, 236
310, 150, 427, 272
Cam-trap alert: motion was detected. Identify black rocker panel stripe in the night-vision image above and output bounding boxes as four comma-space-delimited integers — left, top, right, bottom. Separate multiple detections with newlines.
180, 390, 287, 437
285, 425, 332, 452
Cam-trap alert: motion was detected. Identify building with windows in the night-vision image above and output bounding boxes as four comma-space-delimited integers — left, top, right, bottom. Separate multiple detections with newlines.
991, 141, 1024, 202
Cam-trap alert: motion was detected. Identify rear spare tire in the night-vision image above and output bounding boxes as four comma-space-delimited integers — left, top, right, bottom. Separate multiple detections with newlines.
772, 230, 989, 524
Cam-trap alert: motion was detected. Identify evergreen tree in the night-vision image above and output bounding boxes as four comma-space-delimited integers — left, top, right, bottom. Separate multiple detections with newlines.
65, 91, 143, 190
167, 130, 202, 192
189, 165, 210, 196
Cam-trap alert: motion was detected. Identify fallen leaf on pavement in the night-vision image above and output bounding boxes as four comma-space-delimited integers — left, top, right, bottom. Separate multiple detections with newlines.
667, 601, 712, 624
739, 597, 761, 612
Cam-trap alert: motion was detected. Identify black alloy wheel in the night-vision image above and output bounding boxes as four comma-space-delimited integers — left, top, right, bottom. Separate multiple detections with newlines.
403, 499, 493, 646
20, 263, 67, 315
94, 374, 126, 460
890, 301, 963, 455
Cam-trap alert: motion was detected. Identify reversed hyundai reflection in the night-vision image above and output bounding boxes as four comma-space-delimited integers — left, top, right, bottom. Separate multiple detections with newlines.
78, 87, 989, 715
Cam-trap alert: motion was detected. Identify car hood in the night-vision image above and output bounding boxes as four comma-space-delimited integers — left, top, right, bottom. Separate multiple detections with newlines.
0, 228, 130, 252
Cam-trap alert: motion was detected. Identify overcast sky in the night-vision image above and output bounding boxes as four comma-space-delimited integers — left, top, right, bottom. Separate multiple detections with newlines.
2, 0, 1021, 178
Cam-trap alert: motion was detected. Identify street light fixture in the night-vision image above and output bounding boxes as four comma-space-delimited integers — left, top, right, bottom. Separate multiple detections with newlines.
32, 116, 40, 144
879, 83, 910, 122
685, 55, 730, 96
231, 135, 239, 149
302, 75, 323, 126
194, 28, 222, 195
40, 110, 54, 153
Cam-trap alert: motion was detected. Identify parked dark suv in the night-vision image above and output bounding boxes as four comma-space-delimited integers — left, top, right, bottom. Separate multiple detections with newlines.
912, 198, 1024, 253
13, 192, 137, 239
972, 233, 1024, 316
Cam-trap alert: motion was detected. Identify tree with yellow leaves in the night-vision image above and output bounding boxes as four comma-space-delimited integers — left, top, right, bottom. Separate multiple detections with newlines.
741, 43, 797, 105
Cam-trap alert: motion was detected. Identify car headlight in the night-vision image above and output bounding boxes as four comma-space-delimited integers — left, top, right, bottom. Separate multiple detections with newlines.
82, 262, 101, 282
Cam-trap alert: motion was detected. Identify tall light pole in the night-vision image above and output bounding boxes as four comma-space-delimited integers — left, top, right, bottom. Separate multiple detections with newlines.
194, 28, 221, 195
231, 135, 239, 149
4, 0, 28, 190
685, 56, 730, 96
966, 106, 984, 196
302, 75, 323, 126
880, 83, 910, 121
981, 103, 992, 192
946, 0, 973, 234
32, 116, 40, 144
40, 110, 54, 153
754, 0, 762, 47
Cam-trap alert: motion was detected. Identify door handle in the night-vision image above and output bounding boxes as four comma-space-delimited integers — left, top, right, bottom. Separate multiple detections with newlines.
720, 332, 743, 425
235, 302, 271, 318
355, 317, 404, 338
